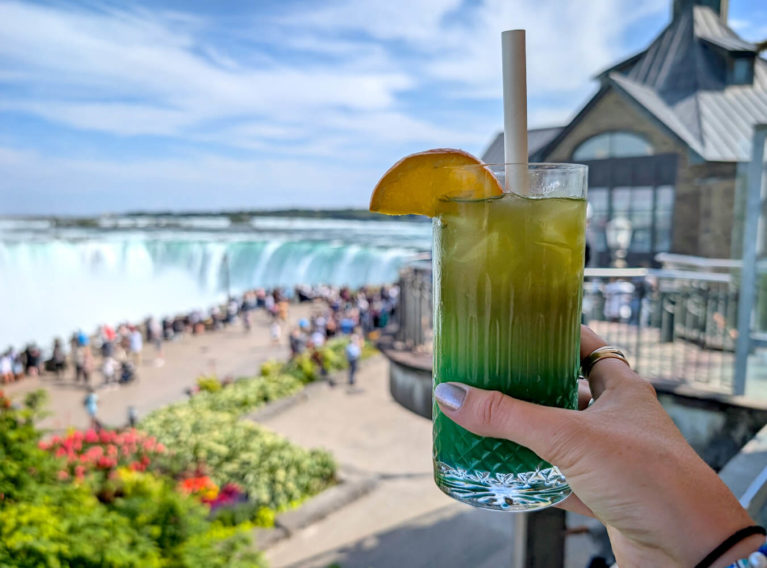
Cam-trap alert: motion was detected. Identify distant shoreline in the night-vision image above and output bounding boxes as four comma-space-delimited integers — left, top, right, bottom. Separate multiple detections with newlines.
1, 209, 429, 227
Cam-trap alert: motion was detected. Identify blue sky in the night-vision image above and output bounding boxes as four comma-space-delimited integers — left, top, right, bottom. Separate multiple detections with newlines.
1, 0, 765, 215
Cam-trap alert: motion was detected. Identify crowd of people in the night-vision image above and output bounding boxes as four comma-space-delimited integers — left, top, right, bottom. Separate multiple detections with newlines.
0, 284, 399, 390
287, 285, 398, 387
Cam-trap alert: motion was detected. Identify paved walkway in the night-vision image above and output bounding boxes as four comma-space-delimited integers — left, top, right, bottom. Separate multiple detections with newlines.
3, 305, 311, 431
259, 356, 597, 568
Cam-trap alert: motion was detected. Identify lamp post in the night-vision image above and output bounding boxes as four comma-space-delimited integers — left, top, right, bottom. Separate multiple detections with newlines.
605, 216, 633, 268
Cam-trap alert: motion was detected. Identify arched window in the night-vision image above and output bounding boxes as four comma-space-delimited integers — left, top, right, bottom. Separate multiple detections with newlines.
573, 131, 653, 161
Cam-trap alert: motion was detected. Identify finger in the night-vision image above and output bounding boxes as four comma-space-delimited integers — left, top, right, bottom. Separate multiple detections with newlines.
434, 382, 577, 463
577, 378, 592, 410
579, 324, 607, 360
580, 325, 633, 398
556, 493, 594, 518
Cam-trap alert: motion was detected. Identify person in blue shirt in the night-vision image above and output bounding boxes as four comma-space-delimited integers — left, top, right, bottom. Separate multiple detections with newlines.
345, 334, 362, 387
83, 388, 99, 429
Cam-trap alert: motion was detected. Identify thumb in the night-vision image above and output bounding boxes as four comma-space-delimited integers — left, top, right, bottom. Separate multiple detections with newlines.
434, 382, 577, 464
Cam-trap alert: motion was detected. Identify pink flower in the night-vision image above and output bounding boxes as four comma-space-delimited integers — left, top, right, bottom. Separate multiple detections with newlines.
84, 429, 99, 443
85, 446, 104, 459
74, 465, 85, 480
99, 430, 117, 444
38, 440, 50, 451
106, 444, 118, 457
57, 470, 69, 480
96, 456, 116, 469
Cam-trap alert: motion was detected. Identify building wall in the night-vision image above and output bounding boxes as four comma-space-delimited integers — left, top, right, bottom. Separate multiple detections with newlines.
543, 88, 737, 259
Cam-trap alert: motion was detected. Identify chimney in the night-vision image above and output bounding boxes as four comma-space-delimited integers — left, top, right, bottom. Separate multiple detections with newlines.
672, 0, 728, 23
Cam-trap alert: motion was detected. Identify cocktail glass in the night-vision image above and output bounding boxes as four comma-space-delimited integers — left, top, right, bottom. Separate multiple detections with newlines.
433, 162, 588, 512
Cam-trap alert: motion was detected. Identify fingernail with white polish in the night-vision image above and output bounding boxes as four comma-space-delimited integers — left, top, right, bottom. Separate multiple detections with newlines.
434, 383, 468, 410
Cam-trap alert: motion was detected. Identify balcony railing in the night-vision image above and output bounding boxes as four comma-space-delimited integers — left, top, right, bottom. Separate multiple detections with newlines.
395, 262, 744, 394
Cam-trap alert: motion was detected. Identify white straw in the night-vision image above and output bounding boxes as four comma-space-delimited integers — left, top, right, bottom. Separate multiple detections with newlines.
501, 29, 529, 195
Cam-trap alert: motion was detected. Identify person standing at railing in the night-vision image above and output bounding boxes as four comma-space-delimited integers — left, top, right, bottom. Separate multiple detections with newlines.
604, 278, 635, 322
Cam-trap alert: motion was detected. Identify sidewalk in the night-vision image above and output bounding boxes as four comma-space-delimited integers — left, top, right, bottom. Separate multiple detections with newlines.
3, 306, 311, 431
258, 356, 597, 568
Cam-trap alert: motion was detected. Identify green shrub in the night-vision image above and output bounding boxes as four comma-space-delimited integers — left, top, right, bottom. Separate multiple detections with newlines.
197, 375, 223, 393
259, 360, 283, 377
0, 390, 60, 504
140, 405, 336, 512
191, 375, 302, 416
283, 352, 318, 384
0, 390, 264, 568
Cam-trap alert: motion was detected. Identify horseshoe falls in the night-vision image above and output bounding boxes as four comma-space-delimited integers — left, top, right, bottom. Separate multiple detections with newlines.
0, 216, 430, 350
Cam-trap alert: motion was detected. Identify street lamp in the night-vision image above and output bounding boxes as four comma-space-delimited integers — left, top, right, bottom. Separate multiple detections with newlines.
605, 216, 633, 268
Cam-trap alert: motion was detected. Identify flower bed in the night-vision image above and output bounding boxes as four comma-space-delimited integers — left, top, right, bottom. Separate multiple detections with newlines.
2, 336, 377, 566
0, 390, 265, 568
140, 404, 336, 515
41, 428, 165, 479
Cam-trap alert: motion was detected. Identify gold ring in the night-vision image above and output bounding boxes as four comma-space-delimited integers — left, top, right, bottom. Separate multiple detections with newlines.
581, 346, 630, 379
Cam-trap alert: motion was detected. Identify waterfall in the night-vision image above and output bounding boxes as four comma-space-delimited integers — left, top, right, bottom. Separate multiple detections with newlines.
0, 216, 431, 351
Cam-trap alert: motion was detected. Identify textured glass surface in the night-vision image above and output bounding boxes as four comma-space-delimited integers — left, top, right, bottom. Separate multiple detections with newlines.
433, 191, 585, 510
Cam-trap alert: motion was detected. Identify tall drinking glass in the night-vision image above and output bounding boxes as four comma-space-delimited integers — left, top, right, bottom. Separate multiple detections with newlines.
433, 163, 588, 511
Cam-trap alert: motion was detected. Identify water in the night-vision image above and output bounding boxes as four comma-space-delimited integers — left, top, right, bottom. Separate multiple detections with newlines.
0, 215, 430, 351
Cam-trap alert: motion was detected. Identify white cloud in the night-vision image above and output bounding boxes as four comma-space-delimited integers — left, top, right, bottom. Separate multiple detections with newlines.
0, 145, 374, 214
0, 0, 676, 213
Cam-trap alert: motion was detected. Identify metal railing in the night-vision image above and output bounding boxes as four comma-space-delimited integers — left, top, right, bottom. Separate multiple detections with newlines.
395, 260, 433, 350
396, 262, 742, 393
583, 267, 738, 392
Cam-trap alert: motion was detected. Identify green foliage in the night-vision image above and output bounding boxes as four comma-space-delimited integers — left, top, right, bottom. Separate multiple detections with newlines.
140, 405, 336, 512
196, 375, 223, 393
259, 359, 283, 377
262, 337, 377, 385
0, 483, 161, 568
191, 375, 303, 415
212, 503, 275, 528
283, 352, 318, 384
0, 390, 264, 568
0, 390, 59, 504
109, 470, 263, 566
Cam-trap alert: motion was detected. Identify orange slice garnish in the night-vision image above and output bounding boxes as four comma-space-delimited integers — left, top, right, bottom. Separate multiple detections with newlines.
369, 149, 503, 217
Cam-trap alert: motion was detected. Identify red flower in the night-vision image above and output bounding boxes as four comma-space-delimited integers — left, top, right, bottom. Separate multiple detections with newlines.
84, 429, 99, 443
96, 456, 116, 469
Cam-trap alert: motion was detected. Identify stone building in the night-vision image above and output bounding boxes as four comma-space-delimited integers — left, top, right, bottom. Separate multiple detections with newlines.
483, 0, 767, 267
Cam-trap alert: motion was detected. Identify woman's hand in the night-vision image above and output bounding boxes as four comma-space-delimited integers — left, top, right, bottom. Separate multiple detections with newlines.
434, 325, 759, 567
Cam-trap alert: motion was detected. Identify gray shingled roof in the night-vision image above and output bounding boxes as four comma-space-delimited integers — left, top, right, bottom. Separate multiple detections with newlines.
610, 6, 767, 162
481, 127, 562, 164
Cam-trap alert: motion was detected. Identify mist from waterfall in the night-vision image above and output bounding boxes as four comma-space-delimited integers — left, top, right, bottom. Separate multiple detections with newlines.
0, 215, 430, 351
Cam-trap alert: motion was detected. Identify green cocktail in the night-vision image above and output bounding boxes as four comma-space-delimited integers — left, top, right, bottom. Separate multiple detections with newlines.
433, 163, 587, 511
